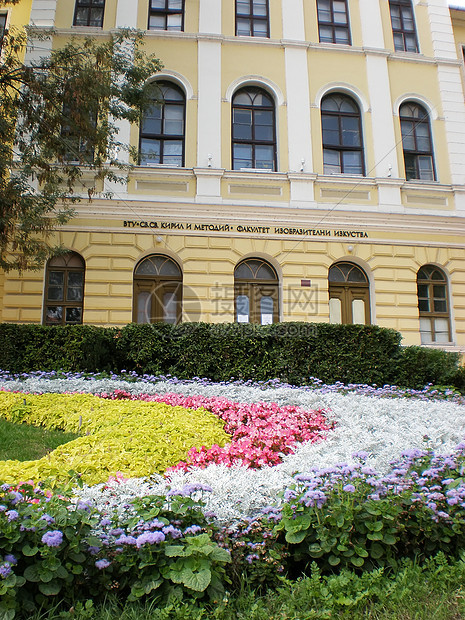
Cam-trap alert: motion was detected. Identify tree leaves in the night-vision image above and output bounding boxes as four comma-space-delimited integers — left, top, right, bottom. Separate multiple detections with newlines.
0, 27, 162, 271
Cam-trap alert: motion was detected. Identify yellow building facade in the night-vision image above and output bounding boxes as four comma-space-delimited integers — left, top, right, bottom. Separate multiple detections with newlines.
2, 0, 465, 351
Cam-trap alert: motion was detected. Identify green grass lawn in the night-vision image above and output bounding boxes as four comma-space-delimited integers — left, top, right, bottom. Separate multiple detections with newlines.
0, 418, 78, 461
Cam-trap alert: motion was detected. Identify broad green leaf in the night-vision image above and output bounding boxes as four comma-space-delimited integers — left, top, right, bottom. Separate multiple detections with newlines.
22, 544, 39, 556
23, 565, 41, 583
285, 530, 307, 544
383, 533, 397, 545
183, 568, 211, 592
38, 580, 62, 596
208, 546, 231, 563
351, 556, 365, 567
164, 545, 187, 557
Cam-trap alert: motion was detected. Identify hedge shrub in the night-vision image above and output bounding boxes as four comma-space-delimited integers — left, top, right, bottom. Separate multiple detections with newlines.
0, 322, 462, 390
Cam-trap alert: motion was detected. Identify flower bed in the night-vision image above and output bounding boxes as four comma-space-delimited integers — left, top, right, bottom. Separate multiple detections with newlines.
0, 392, 230, 485
1, 372, 465, 618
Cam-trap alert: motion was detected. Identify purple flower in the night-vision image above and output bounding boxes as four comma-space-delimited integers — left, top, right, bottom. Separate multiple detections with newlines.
343, 484, 356, 493
162, 525, 182, 539
6, 510, 19, 521
40, 514, 55, 524
0, 505, 7, 512
114, 535, 137, 546
4, 555, 16, 565
41, 530, 63, 547
184, 525, 202, 536
95, 559, 111, 570
0, 563, 12, 578
100, 518, 111, 527
136, 531, 165, 547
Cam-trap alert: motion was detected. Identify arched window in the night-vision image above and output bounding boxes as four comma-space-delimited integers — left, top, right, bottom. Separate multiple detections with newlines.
133, 255, 182, 324
43, 252, 85, 325
321, 94, 364, 175
234, 258, 278, 324
140, 82, 185, 167
399, 102, 435, 181
417, 265, 451, 343
232, 87, 276, 171
328, 262, 370, 325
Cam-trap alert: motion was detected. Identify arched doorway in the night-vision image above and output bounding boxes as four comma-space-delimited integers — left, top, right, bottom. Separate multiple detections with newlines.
329, 262, 370, 325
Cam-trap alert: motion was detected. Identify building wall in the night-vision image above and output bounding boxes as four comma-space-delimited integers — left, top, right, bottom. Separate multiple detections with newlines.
2, 0, 465, 352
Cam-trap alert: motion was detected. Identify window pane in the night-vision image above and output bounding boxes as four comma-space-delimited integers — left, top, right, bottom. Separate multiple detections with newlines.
319, 25, 333, 42
342, 150, 362, 174
152, 0, 165, 8
89, 8, 104, 26
233, 144, 253, 168
237, 295, 250, 322
260, 296, 273, 325
341, 116, 361, 146
237, 18, 251, 36
404, 34, 417, 52
254, 110, 274, 140
237, 1, 249, 15
404, 154, 417, 180
390, 6, 401, 29
233, 109, 253, 139
255, 144, 274, 169
317, 0, 331, 21
393, 33, 406, 51
46, 307, 63, 324
48, 287, 64, 301
352, 299, 366, 325
169, 0, 182, 8
418, 156, 434, 180
164, 105, 184, 135
323, 149, 341, 174
142, 105, 162, 134
65, 307, 82, 324
329, 297, 342, 323
434, 318, 450, 342
333, 1, 348, 24
334, 27, 350, 44
253, 20, 268, 36
420, 317, 433, 344
322, 116, 340, 145
163, 291, 178, 324
49, 271, 64, 286
163, 141, 183, 165
137, 291, 151, 324
253, 0, 267, 16
140, 138, 160, 165
74, 8, 89, 25
167, 13, 182, 30
149, 15, 166, 29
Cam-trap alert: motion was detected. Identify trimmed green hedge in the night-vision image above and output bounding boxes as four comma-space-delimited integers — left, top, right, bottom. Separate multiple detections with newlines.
0, 322, 462, 390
